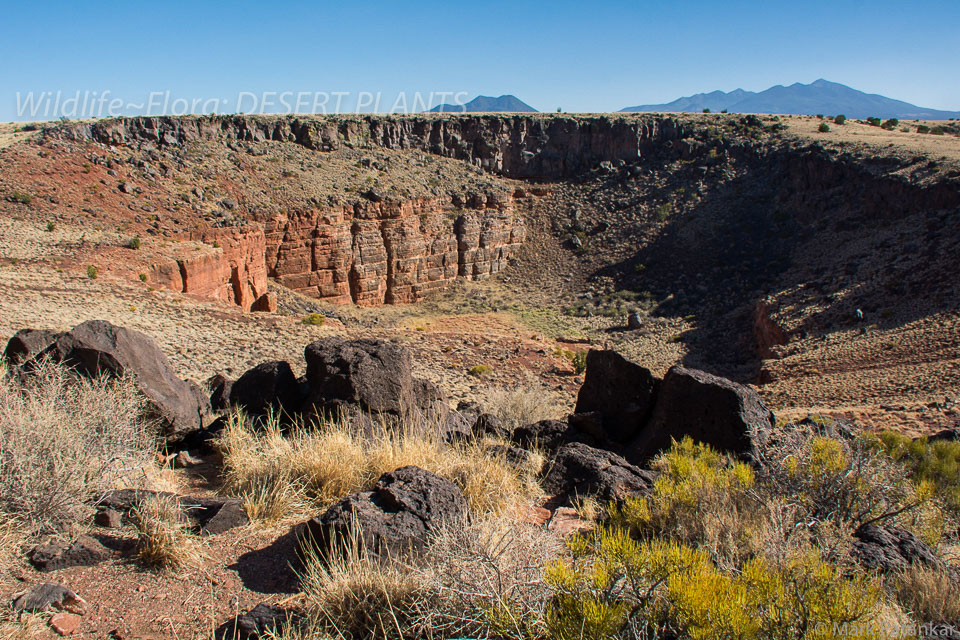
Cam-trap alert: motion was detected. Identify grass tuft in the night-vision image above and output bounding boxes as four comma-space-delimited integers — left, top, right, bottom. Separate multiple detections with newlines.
131, 494, 201, 570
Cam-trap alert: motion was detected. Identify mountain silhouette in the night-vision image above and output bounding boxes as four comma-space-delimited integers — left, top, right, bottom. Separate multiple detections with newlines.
429, 94, 538, 113
621, 79, 960, 119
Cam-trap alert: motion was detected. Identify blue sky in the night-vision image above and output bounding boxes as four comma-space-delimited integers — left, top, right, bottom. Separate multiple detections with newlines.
2, 0, 958, 120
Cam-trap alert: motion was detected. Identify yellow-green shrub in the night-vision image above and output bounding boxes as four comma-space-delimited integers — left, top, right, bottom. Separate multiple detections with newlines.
545, 529, 883, 640
874, 430, 960, 513
612, 437, 761, 566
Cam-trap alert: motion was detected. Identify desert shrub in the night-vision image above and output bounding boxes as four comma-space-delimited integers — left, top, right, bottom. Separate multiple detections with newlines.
545, 530, 882, 640
128, 236, 141, 250
873, 430, 960, 514
216, 410, 541, 522
931, 126, 945, 135
867, 117, 881, 127
467, 364, 492, 378
131, 493, 201, 570
571, 351, 587, 375
300, 313, 325, 326
612, 438, 764, 567
86, 265, 98, 279
654, 203, 672, 222
6, 190, 32, 205
485, 384, 561, 432
917, 124, 931, 134
819, 122, 831, 133
834, 114, 846, 125
701, 108, 710, 114
45, 221, 55, 232
893, 566, 960, 624
755, 425, 932, 551
0, 359, 154, 533
881, 118, 899, 130
138, 272, 147, 282
299, 515, 561, 639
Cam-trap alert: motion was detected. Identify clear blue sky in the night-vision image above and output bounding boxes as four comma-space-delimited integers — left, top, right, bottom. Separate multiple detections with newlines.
3, 0, 958, 120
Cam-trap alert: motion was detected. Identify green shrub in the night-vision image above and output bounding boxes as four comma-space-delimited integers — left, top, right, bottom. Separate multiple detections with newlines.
881, 118, 899, 130
655, 203, 672, 222
702, 108, 711, 113
86, 265, 98, 279
917, 124, 931, 134
138, 273, 148, 282
468, 364, 493, 378
874, 430, 960, 513
6, 190, 32, 205
834, 114, 846, 125
571, 351, 587, 375
819, 122, 831, 133
866, 117, 881, 127
931, 126, 945, 135
128, 237, 141, 250
45, 221, 55, 232
300, 313, 325, 326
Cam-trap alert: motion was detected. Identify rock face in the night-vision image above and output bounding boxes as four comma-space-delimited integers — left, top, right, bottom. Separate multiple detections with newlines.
37, 320, 211, 442
3, 328, 61, 365
58, 114, 685, 180
304, 338, 444, 420
541, 443, 656, 504
265, 197, 524, 305
574, 349, 658, 442
216, 603, 293, 640
148, 225, 270, 311
300, 466, 468, 559
627, 365, 774, 464
512, 419, 591, 452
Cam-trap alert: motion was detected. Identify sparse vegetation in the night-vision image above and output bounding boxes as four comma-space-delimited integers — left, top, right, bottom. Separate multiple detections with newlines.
45, 221, 55, 232
86, 264, 98, 278
131, 494, 201, 570
128, 236, 141, 250
468, 364, 493, 378
6, 190, 32, 205
867, 117, 882, 127
301, 312, 326, 326
834, 114, 846, 125
485, 385, 561, 431
881, 118, 899, 130
917, 124, 931, 134
216, 409, 542, 521
0, 359, 154, 534
818, 122, 831, 133
138, 272, 148, 282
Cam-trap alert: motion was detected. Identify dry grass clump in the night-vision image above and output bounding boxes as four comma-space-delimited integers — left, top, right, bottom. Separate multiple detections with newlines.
130, 494, 201, 570
217, 410, 542, 524
297, 515, 563, 639
893, 566, 960, 624
0, 358, 155, 534
485, 384, 562, 432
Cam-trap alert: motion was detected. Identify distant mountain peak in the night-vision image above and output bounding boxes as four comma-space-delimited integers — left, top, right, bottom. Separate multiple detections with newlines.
428, 94, 538, 113
621, 80, 960, 119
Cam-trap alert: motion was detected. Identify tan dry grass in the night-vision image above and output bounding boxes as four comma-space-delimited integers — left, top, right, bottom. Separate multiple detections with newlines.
131, 493, 202, 570
298, 514, 563, 640
217, 410, 543, 524
484, 384, 562, 432
893, 566, 960, 624
0, 358, 156, 534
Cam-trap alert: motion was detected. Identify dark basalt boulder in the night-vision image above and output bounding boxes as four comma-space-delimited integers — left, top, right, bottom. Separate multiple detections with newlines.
303, 338, 445, 421
28, 535, 112, 572
12, 583, 85, 613
512, 419, 592, 451
852, 524, 947, 574
574, 349, 658, 443
472, 412, 510, 440
626, 365, 774, 464
229, 361, 301, 418
3, 328, 61, 365
541, 442, 656, 504
299, 466, 468, 560
216, 603, 294, 640
35, 320, 210, 442
207, 373, 234, 412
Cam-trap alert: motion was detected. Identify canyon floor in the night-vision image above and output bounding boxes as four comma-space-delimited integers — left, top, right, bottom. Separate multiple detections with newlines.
1, 113, 959, 638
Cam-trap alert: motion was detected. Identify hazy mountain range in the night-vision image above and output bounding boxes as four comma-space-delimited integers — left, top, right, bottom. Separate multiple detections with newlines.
620, 79, 960, 119
428, 94, 537, 113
